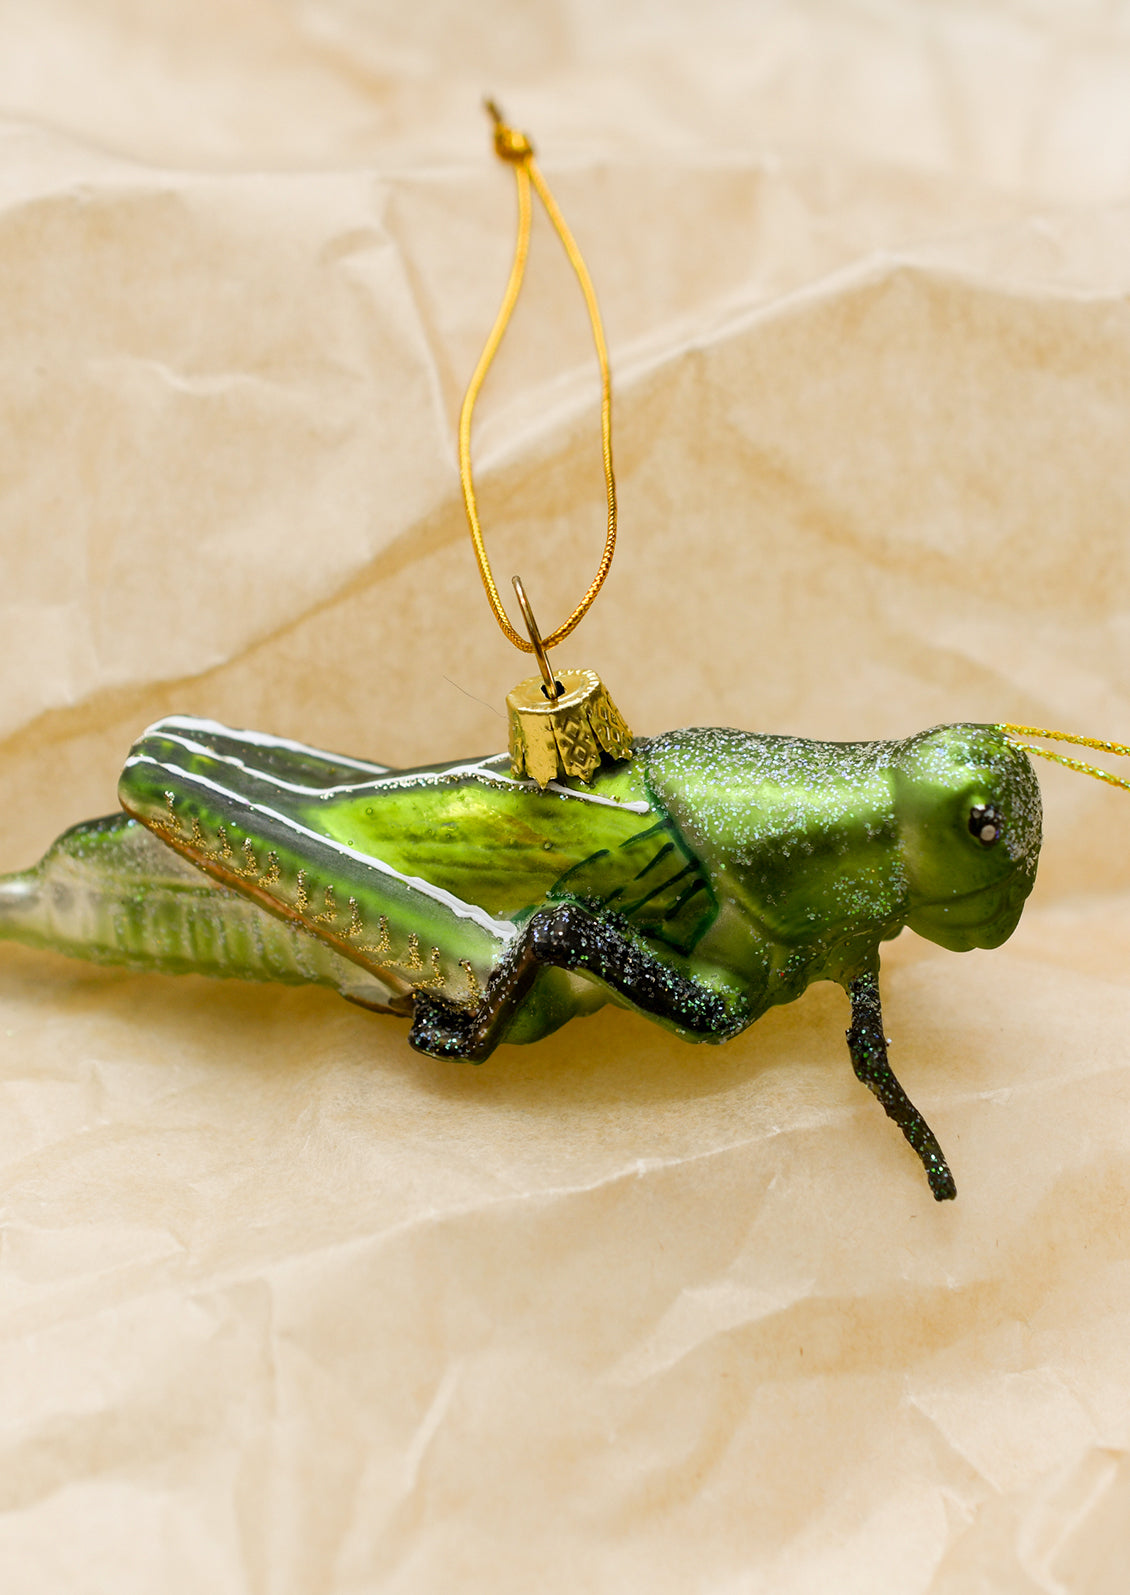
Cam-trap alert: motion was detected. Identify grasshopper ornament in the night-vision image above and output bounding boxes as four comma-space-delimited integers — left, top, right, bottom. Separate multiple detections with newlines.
0, 110, 1115, 1204
0, 714, 1046, 1201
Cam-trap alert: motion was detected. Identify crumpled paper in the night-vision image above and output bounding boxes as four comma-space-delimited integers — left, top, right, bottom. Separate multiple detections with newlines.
3, 4, 1130, 1591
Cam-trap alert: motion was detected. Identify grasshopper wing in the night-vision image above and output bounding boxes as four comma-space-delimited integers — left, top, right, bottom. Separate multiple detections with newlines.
0, 811, 403, 1009
120, 717, 719, 1018
120, 718, 522, 1011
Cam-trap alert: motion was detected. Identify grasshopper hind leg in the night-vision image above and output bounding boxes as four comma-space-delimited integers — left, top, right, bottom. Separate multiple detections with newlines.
846, 970, 956, 1202
409, 902, 743, 1062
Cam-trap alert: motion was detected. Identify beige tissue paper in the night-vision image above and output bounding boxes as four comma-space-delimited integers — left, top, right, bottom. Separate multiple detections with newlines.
2, 4, 1130, 1590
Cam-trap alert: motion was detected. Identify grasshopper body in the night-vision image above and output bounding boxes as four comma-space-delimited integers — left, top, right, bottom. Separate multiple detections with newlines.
0, 716, 1042, 1198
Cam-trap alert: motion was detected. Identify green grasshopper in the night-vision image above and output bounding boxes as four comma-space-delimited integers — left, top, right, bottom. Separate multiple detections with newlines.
0, 713, 1043, 1201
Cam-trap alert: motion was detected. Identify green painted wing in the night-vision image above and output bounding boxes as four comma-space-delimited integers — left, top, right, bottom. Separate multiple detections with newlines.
116, 717, 717, 1011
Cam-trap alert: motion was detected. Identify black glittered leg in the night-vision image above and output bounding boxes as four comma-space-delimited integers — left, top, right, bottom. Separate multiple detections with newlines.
408, 924, 545, 1063
409, 902, 741, 1063
846, 970, 956, 1202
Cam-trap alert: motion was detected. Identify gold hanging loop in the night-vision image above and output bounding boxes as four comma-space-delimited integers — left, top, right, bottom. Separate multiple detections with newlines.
458, 100, 617, 655
461, 103, 634, 786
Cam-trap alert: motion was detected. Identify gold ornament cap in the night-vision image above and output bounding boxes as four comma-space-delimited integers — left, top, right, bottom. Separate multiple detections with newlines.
508, 668, 633, 787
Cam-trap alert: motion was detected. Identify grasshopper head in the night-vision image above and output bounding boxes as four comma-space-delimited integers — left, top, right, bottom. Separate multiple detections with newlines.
894, 724, 1042, 951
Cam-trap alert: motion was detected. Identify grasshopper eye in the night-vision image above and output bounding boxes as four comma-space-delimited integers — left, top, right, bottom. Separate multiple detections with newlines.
969, 804, 1003, 846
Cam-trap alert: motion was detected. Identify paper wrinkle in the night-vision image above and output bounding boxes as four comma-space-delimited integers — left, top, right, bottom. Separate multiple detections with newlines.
1016, 1446, 1130, 1595
907, 1370, 1101, 1499
4, 4, 1130, 1592
0, 153, 457, 740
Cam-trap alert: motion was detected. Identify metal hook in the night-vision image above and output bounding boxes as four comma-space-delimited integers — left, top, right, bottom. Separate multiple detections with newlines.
511, 576, 562, 700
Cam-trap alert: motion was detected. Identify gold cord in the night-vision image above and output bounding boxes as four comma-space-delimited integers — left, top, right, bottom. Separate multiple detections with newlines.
998, 724, 1130, 794
458, 101, 617, 655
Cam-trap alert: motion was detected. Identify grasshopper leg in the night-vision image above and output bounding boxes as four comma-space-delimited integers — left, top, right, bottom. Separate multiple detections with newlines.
409, 902, 742, 1062
845, 970, 956, 1202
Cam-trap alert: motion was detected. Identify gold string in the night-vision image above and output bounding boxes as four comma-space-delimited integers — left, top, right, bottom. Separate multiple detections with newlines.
997, 724, 1130, 794
458, 101, 617, 655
